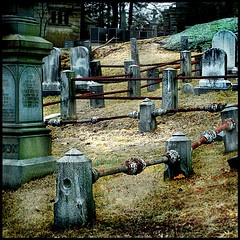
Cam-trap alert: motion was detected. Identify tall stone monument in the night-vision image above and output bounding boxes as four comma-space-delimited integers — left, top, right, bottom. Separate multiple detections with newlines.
2, 2, 56, 189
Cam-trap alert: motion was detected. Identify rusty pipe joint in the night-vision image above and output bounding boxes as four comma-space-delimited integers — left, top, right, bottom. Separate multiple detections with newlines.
152, 108, 167, 117
92, 169, 100, 183
223, 118, 235, 131
128, 110, 140, 119
47, 118, 62, 126
165, 149, 180, 165
124, 157, 147, 175
91, 116, 99, 123
203, 103, 224, 112
202, 130, 217, 143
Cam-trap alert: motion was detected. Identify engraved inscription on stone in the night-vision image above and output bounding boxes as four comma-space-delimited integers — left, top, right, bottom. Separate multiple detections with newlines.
19, 66, 42, 122
2, 138, 19, 159
2, 66, 16, 122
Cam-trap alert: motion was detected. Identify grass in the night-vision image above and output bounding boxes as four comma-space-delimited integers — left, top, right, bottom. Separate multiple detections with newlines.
2, 38, 238, 238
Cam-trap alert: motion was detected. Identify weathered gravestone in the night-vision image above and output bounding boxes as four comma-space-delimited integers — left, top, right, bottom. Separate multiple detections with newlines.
2, 5, 56, 189
42, 47, 61, 96
70, 46, 91, 93
212, 29, 238, 73
70, 46, 104, 108
194, 48, 231, 95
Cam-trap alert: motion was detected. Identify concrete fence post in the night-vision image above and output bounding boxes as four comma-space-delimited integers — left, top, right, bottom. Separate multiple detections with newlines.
165, 131, 193, 181
61, 70, 76, 120
180, 50, 192, 82
128, 65, 141, 97
124, 59, 134, 75
54, 148, 96, 228
146, 68, 160, 92
88, 81, 105, 108
90, 60, 102, 77
138, 98, 157, 132
220, 105, 238, 152
162, 68, 178, 110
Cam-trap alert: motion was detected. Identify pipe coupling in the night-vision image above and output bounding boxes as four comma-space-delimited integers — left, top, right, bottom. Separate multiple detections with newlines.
202, 129, 217, 143
223, 118, 235, 131
92, 169, 100, 183
124, 157, 146, 175
165, 150, 180, 165
47, 118, 62, 126
128, 110, 139, 119
152, 108, 167, 117
91, 116, 99, 123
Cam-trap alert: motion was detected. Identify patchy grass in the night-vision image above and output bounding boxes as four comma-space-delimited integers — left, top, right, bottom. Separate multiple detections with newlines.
2, 37, 238, 238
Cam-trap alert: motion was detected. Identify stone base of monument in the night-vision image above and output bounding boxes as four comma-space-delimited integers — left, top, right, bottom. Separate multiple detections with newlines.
43, 90, 61, 97
2, 123, 56, 189
193, 86, 232, 95
231, 84, 238, 91
43, 82, 61, 97
2, 156, 57, 189
75, 81, 92, 94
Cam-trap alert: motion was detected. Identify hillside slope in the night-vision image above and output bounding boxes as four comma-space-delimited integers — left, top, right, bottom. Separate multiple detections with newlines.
158, 17, 238, 51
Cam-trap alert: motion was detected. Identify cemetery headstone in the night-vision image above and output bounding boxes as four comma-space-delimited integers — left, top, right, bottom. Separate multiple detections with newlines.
194, 48, 231, 95
42, 47, 61, 96
212, 29, 237, 73
70, 46, 91, 93
146, 68, 160, 92
182, 83, 194, 94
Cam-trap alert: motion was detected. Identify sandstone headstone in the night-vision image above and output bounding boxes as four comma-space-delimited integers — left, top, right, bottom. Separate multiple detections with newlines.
42, 47, 61, 96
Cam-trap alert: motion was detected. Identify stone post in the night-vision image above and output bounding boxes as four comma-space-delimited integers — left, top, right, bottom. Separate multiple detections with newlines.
138, 98, 157, 132
124, 59, 134, 75
89, 82, 105, 108
83, 40, 93, 61
90, 60, 102, 77
165, 131, 192, 180
221, 105, 238, 152
146, 68, 160, 92
130, 38, 140, 65
162, 68, 178, 110
61, 70, 76, 120
54, 148, 96, 228
180, 50, 192, 82
128, 65, 141, 97
194, 55, 202, 76
130, 25, 138, 39
2, 4, 56, 189
181, 35, 189, 51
